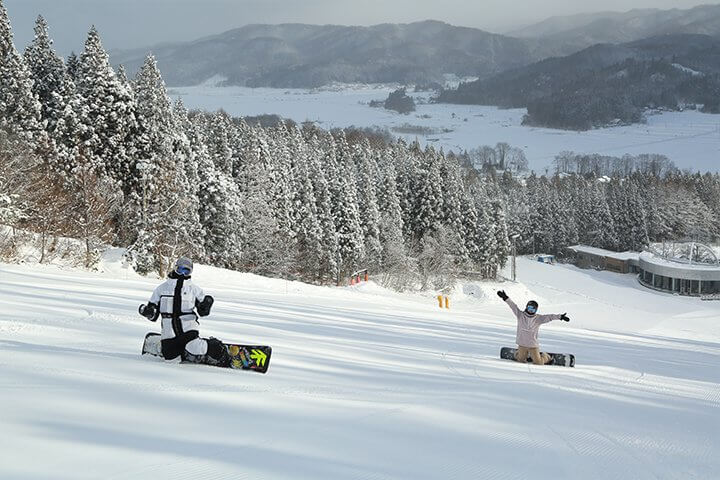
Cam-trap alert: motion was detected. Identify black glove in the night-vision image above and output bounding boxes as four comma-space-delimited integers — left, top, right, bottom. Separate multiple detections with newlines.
560, 313, 570, 322
139, 303, 158, 321
196, 295, 214, 317
497, 290, 508, 301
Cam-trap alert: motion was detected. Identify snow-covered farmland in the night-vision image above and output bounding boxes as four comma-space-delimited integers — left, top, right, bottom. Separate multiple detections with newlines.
170, 84, 720, 173
1, 256, 719, 479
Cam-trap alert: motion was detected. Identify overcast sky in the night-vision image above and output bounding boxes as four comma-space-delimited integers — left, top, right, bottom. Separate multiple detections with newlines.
4, 0, 719, 56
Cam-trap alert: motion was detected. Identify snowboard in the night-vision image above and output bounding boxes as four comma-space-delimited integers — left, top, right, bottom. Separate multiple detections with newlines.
500, 347, 575, 367
142, 332, 272, 374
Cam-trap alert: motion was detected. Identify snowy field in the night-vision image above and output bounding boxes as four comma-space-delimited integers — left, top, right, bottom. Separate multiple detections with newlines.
170, 84, 720, 173
1, 256, 719, 479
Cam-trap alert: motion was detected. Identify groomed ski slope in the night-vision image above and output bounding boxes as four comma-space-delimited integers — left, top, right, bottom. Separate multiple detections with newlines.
1, 256, 719, 479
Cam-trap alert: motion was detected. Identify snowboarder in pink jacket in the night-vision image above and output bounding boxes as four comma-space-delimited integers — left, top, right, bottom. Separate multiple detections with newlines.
497, 290, 570, 365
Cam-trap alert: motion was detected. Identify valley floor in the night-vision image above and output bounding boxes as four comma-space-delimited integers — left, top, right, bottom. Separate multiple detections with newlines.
171, 84, 720, 173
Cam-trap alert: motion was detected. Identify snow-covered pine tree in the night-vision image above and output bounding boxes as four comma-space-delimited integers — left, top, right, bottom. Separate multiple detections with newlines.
0, 129, 34, 232
65, 52, 79, 82
393, 140, 418, 240
115, 64, 130, 87
468, 182, 499, 278
439, 151, 470, 267
205, 111, 234, 176
525, 175, 556, 254
608, 178, 649, 251
266, 123, 297, 246
330, 131, 365, 278
577, 177, 618, 249
0, 0, 42, 142
549, 176, 578, 253
130, 55, 199, 275
485, 179, 511, 274
375, 153, 412, 289
194, 114, 243, 269
234, 123, 294, 276
172, 99, 205, 254
353, 141, 383, 270
411, 145, 444, 240
24, 15, 69, 135
307, 133, 339, 282
46, 71, 124, 268
76, 27, 136, 189
240, 140, 292, 276
288, 126, 325, 280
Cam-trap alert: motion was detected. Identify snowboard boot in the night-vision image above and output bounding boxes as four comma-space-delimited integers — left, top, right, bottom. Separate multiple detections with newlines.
205, 337, 231, 368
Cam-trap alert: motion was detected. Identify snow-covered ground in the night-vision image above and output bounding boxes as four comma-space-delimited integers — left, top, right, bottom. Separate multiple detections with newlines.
170, 84, 720, 173
2, 256, 719, 479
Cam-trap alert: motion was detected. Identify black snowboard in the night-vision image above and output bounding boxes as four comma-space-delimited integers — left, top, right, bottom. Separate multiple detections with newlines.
142, 332, 272, 374
500, 346, 575, 367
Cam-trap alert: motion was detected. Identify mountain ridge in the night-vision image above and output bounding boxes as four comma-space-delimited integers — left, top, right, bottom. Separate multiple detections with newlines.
110, 20, 550, 88
438, 33, 720, 130
510, 4, 720, 54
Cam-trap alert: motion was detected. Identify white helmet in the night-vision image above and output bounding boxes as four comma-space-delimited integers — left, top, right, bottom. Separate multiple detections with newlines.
174, 257, 193, 276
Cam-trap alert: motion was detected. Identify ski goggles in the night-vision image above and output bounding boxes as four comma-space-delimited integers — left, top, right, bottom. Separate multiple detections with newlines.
177, 266, 192, 276
526, 305, 537, 314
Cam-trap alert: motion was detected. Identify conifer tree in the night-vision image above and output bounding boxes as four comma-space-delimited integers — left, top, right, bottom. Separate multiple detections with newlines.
307, 134, 339, 282
76, 27, 136, 187
24, 15, 69, 135
131, 55, 199, 274
469, 183, 498, 277
205, 111, 234, 175
393, 140, 418, 239
0, 0, 42, 142
289, 127, 325, 279
411, 146, 444, 240
485, 180, 511, 272
354, 142, 383, 269
439, 152, 470, 266
375, 156, 411, 288
330, 131, 364, 276
267, 123, 297, 244
194, 114, 243, 269
65, 52, 80, 82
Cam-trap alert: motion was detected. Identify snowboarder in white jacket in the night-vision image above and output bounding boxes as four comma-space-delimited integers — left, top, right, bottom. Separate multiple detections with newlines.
497, 290, 570, 365
139, 257, 230, 367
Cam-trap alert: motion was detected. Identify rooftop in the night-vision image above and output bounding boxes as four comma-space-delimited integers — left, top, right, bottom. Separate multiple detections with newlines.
567, 245, 640, 261
639, 250, 720, 272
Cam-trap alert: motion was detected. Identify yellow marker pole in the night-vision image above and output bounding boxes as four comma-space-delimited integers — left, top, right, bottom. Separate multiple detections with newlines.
444, 296, 450, 309
437, 295, 443, 308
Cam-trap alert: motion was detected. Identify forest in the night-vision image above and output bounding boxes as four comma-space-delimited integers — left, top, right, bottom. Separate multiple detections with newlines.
1, 7, 718, 292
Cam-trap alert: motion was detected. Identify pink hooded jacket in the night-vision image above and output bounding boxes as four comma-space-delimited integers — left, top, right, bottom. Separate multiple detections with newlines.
504, 298, 561, 348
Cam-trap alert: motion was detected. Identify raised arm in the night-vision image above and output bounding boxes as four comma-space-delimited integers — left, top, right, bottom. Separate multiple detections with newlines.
497, 290, 521, 317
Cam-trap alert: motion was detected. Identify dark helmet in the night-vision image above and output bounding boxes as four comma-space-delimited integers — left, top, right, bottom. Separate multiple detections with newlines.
525, 300, 538, 315
174, 257, 193, 276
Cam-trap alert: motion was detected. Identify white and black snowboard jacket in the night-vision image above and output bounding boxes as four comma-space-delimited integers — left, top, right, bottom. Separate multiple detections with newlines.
148, 273, 207, 340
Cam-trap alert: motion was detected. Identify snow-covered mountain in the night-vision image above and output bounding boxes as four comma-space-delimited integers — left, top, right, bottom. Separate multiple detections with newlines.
439, 33, 720, 130
110, 21, 545, 88
2, 255, 719, 478
511, 4, 720, 54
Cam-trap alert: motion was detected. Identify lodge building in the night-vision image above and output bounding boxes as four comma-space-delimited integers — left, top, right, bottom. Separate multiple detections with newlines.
564, 243, 720, 297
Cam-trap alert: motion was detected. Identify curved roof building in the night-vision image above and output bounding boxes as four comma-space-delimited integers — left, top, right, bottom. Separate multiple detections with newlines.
637, 243, 720, 296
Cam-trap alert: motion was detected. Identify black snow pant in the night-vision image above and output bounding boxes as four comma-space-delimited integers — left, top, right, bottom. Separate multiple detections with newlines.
163, 332, 230, 367
161, 330, 199, 360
